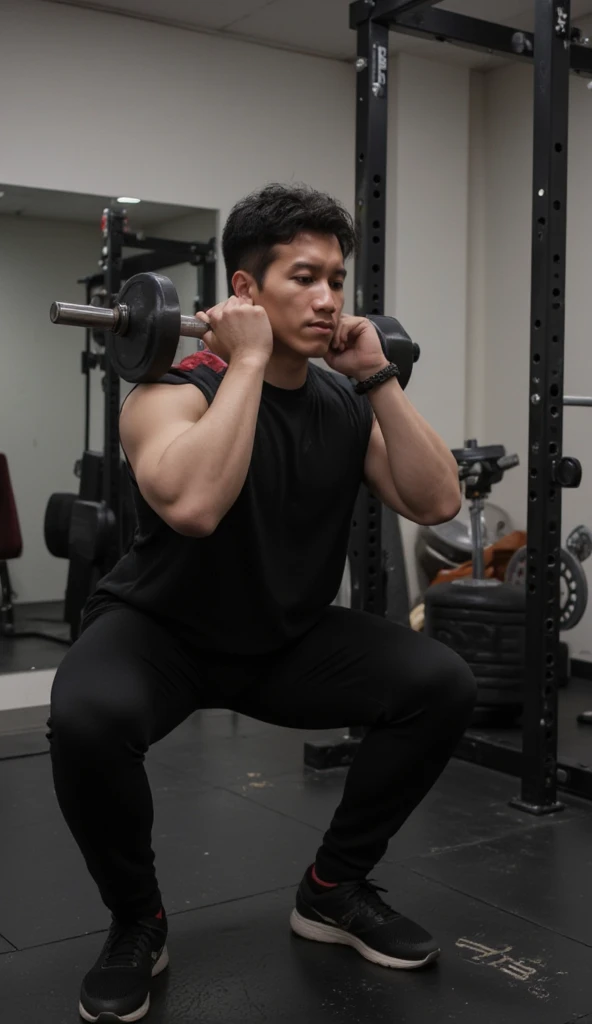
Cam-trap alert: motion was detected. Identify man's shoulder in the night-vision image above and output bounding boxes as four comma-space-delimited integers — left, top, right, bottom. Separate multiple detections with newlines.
159, 351, 227, 401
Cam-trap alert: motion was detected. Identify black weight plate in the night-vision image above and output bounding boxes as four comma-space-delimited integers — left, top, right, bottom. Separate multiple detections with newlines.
452, 444, 506, 464
109, 273, 181, 383
366, 315, 417, 391
505, 545, 588, 630
44, 492, 77, 559
426, 580, 526, 612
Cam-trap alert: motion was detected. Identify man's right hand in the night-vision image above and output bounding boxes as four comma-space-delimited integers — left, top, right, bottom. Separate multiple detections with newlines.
195, 296, 273, 367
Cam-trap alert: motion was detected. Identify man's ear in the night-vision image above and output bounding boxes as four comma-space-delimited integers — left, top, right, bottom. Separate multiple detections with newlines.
232, 270, 256, 300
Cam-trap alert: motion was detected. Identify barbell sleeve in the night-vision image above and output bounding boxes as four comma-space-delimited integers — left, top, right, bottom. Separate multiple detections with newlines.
50, 302, 116, 330
50, 301, 211, 340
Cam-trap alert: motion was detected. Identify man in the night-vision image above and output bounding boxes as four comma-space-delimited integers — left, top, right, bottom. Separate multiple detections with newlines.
48, 183, 476, 1023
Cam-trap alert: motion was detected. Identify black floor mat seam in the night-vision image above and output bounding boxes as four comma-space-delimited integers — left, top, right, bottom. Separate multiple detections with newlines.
396, 809, 583, 863
0, 882, 300, 955
404, 864, 592, 951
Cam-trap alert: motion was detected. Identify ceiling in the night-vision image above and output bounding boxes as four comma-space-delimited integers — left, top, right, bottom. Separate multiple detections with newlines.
44, 0, 592, 67
0, 185, 202, 227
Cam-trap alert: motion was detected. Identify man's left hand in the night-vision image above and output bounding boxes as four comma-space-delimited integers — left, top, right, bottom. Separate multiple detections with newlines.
323, 315, 389, 381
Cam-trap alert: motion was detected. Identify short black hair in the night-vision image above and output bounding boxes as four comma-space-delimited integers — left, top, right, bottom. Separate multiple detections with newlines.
222, 183, 358, 295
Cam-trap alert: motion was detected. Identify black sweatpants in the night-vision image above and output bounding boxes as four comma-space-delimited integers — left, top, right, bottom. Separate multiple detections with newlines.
48, 604, 476, 921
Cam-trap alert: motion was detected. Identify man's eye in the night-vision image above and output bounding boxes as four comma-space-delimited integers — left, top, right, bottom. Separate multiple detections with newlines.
294, 277, 344, 289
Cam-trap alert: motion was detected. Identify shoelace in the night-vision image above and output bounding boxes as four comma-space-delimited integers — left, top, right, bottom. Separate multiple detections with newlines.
340, 879, 402, 924
102, 921, 158, 969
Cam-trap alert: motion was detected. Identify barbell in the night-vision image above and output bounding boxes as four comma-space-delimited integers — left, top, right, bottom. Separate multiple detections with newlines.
50, 272, 420, 387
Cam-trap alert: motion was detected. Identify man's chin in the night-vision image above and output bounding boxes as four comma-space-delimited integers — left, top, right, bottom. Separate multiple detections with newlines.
296, 335, 332, 352
274, 335, 332, 357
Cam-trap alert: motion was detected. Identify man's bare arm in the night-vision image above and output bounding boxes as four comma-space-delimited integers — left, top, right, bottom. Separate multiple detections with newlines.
121, 357, 266, 537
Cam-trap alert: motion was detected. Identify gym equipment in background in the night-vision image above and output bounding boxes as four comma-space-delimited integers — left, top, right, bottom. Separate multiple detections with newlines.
415, 501, 516, 594
505, 524, 591, 631
0, 454, 69, 646
423, 440, 527, 724
44, 452, 136, 642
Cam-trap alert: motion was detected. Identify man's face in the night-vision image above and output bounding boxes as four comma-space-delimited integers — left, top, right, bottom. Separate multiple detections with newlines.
250, 232, 347, 357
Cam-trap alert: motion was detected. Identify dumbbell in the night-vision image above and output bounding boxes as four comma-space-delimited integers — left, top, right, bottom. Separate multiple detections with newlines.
50, 272, 420, 387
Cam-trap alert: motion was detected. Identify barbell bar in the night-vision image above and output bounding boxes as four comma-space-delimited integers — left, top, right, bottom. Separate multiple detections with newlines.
49, 271, 420, 387
564, 396, 592, 406
51, 299, 206, 342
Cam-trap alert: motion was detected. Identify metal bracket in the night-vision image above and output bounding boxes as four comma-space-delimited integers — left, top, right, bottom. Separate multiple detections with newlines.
350, 0, 376, 29
556, 6, 569, 37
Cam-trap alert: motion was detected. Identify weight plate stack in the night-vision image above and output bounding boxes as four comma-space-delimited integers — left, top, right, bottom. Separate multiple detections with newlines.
424, 581, 526, 720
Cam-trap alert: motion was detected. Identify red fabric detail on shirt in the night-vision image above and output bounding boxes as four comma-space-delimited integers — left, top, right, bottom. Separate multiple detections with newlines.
175, 351, 227, 373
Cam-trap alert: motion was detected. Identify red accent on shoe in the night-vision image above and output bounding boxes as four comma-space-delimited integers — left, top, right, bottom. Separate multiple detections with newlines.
312, 865, 338, 889
155, 908, 163, 920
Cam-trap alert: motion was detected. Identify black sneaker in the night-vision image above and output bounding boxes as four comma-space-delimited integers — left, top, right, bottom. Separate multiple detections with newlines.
79, 909, 169, 1022
290, 868, 440, 970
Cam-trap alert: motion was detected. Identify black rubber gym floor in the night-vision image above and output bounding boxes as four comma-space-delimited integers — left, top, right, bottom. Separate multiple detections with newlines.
1, 607, 592, 1022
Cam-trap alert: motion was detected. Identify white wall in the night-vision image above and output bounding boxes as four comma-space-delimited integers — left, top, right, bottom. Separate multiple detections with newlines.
465, 71, 487, 443
390, 54, 471, 602
0, 0, 471, 611
473, 61, 592, 660
0, 0, 356, 302
563, 65, 592, 658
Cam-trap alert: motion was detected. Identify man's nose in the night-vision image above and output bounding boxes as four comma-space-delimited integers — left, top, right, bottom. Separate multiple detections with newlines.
312, 286, 337, 311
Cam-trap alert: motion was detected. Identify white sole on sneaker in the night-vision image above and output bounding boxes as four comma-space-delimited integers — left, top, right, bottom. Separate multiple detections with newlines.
78, 946, 170, 1023
290, 910, 440, 970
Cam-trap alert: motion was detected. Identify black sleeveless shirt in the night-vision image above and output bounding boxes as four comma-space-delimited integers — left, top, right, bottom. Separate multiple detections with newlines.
83, 357, 373, 655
